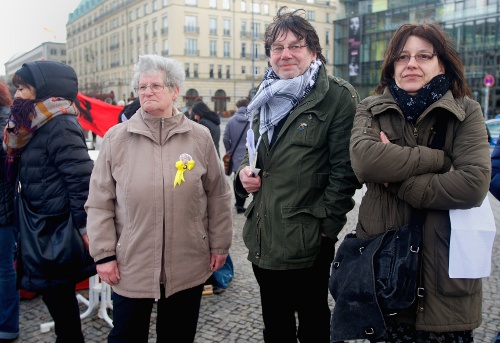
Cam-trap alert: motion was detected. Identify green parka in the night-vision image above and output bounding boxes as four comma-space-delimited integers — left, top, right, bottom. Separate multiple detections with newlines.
350, 88, 491, 332
235, 65, 361, 270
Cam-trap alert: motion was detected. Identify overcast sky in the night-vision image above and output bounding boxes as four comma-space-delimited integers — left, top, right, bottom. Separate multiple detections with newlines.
0, 0, 81, 76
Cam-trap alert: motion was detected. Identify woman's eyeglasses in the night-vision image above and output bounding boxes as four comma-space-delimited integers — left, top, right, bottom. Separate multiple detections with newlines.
135, 83, 165, 94
395, 53, 437, 65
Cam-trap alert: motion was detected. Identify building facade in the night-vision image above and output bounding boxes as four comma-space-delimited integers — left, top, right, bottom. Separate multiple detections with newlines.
67, 0, 340, 111
4, 42, 67, 82
334, 0, 500, 117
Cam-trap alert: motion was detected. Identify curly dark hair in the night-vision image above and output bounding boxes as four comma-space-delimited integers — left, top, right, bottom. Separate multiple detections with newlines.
375, 22, 471, 98
265, 6, 326, 63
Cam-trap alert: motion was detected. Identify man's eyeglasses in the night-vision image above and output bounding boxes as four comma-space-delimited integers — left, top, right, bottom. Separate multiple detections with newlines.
395, 53, 437, 65
270, 44, 308, 55
135, 83, 165, 94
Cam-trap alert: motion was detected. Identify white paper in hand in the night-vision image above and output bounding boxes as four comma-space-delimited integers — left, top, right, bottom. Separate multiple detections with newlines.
246, 129, 261, 176
449, 196, 496, 278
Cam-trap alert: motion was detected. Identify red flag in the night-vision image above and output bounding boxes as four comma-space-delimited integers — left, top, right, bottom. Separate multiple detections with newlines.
75, 92, 123, 137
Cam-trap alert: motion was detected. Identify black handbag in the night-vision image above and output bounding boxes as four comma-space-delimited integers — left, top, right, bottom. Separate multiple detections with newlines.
16, 183, 96, 290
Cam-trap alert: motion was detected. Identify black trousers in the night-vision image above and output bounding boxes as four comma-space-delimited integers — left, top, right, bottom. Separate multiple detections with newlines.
252, 237, 336, 343
108, 283, 204, 343
41, 285, 84, 343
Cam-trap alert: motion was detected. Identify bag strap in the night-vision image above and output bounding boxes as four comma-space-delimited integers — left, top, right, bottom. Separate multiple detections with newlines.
232, 121, 249, 153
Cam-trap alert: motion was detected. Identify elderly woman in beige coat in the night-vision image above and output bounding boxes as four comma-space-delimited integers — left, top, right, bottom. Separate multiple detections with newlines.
85, 55, 232, 343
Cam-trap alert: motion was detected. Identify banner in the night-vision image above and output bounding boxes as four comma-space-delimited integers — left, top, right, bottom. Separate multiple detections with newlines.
75, 92, 123, 137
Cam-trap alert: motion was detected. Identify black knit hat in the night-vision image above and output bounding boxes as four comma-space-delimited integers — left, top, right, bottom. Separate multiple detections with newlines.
14, 61, 78, 101
14, 64, 36, 89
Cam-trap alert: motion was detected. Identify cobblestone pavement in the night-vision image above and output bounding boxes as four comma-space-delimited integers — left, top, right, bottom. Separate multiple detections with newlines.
14, 119, 500, 342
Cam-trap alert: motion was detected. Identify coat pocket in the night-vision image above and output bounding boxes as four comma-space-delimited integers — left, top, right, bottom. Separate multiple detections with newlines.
281, 206, 324, 261
434, 226, 482, 296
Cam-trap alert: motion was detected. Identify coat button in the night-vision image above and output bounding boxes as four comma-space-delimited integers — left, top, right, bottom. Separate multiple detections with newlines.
255, 252, 260, 259
117, 243, 121, 248
263, 171, 269, 177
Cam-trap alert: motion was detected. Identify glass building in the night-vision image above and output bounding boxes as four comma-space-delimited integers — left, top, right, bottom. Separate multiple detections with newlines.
334, 0, 500, 117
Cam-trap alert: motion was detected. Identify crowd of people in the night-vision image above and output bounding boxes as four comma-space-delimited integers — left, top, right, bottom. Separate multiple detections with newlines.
0, 6, 498, 343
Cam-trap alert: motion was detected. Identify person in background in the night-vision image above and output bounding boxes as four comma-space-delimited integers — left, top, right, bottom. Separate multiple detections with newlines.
0, 81, 18, 343
85, 54, 232, 343
492, 137, 500, 343
223, 98, 250, 214
5, 61, 95, 343
117, 98, 141, 123
346, 22, 490, 342
191, 101, 221, 157
235, 7, 360, 342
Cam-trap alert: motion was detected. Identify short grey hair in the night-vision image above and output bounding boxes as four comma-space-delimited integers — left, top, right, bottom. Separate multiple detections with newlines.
130, 55, 185, 93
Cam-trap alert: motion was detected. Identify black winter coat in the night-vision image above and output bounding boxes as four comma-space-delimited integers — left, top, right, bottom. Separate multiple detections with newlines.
17, 115, 95, 290
199, 111, 221, 156
0, 106, 14, 226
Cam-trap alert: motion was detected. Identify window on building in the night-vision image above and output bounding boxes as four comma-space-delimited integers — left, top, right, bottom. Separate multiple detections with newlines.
241, 43, 246, 57
163, 0, 168, 6
252, 43, 260, 59
129, 11, 134, 21
136, 7, 141, 18
153, 0, 157, 11
326, 13, 330, 23
153, 42, 158, 54
209, 64, 214, 78
241, 1, 246, 11
162, 39, 168, 56
224, 41, 230, 57
242, 65, 246, 74
226, 65, 230, 79
326, 30, 330, 45
264, 4, 269, 14
145, 44, 149, 54
222, 0, 230, 9
307, 11, 315, 21
241, 21, 246, 36
130, 29, 134, 44
162, 17, 168, 34
209, 0, 216, 8
210, 18, 217, 35
186, 38, 197, 55
307, 0, 314, 3
144, 4, 149, 15
153, 20, 157, 37
144, 23, 149, 40
252, 23, 260, 39
185, 16, 198, 33
185, 0, 197, 6
218, 65, 222, 79
185, 63, 190, 78
61, 49, 66, 56
210, 40, 217, 56
137, 26, 141, 42
50, 49, 57, 55
223, 19, 230, 36
194, 64, 199, 78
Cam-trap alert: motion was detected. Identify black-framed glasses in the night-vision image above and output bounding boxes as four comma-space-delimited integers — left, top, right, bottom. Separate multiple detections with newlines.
395, 53, 437, 65
135, 83, 165, 94
269, 44, 308, 55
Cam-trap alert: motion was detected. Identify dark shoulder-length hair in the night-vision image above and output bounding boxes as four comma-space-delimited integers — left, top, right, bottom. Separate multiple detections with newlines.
265, 6, 326, 63
191, 101, 212, 117
0, 81, 12, 107
374, 22, 471, 98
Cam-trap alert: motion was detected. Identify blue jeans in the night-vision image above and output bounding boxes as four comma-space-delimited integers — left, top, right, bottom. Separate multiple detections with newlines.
0, 224, 19, 340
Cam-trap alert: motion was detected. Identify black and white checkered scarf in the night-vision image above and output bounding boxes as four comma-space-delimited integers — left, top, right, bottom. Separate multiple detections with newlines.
246, 60, 322, 150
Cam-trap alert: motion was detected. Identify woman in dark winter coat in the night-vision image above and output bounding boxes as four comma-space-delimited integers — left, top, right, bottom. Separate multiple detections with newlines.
192, 101, 221, 156
0, 81, 18, 343
5, 61, 95, 343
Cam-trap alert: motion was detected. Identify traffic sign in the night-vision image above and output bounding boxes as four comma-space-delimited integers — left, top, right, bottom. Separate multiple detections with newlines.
484, 74, 495, 87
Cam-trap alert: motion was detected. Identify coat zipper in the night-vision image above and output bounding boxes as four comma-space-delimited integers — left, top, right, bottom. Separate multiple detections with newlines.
160, 117, 166, 288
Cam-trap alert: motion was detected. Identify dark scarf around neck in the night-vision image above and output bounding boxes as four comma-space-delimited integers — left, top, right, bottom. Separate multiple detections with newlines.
389, 74, 452, 124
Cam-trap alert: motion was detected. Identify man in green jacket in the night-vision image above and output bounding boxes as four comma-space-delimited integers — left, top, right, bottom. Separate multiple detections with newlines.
235, 7, 361, 343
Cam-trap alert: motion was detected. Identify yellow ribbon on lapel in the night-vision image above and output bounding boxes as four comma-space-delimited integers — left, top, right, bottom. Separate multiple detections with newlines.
174, 159, 195, 187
